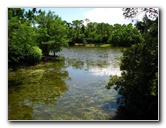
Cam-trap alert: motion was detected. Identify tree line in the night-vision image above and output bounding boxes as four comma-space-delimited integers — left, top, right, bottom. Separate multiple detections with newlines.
66, 19, 143, 47
8, 8, 143, 69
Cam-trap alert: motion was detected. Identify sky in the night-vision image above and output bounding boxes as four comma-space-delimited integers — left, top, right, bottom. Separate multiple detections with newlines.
25, 8, 135, 25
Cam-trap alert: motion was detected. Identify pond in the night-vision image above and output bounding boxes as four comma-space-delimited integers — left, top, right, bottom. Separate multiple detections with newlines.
8, 46, 122, 120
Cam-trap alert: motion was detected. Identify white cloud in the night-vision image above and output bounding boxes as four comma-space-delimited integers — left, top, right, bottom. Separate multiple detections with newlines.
84, 8, 132, 25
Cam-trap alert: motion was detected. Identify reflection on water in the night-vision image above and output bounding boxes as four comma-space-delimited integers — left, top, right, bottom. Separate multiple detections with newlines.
8, 47, 122, 120
59, 47, 122, 77
8, 62, 69, 120
65, 58, 120, 75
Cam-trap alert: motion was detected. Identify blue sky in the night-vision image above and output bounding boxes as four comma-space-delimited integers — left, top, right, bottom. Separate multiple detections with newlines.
40, 8, 93, 23
24, 8, 135, 25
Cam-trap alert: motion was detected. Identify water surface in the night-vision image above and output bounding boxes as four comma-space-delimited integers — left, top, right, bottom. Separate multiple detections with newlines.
8, 46, 122, 120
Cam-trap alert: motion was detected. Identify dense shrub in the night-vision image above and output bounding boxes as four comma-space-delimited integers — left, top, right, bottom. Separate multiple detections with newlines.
106, 18, 158, 120
25, 46, 42, 65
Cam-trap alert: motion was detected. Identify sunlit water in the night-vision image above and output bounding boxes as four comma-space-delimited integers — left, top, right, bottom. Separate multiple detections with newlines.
8, 46, 122, 120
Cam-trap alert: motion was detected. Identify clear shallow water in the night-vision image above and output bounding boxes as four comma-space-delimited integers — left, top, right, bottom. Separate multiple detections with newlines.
8, 47, 122, 120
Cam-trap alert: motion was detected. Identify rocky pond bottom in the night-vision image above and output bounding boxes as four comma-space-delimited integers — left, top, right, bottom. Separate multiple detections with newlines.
8, 47, 122, 120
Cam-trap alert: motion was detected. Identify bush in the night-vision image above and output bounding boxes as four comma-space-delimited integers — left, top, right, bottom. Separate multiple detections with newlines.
26, 46, 42, 65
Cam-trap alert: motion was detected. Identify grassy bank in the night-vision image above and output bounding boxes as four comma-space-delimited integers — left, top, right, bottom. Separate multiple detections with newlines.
74, 43, 112, 48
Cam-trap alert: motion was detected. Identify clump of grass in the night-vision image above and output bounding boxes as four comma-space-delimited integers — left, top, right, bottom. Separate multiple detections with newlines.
99, 44, 111, 47
85, 44, 96, 47
84, 44, 111, 48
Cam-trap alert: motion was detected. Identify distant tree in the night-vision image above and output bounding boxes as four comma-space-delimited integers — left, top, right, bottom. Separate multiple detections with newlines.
111, 23, 143, 47
71, 20, 84, 44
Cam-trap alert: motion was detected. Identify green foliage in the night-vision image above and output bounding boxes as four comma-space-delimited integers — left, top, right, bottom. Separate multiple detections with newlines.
8, 8, 69, 69
8, 17, 39, 68
111, 24, 143, 47
107, 18, 158, 120
36, 11, 69, 56
66, 20, 143, 47
105, 75, 122, 91
99, 44, 111, 47
25, 46, 42, 65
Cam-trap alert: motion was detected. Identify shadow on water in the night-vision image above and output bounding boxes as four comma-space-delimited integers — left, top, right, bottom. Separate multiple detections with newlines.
8, 80, 23, 91
8, 80, 22, 87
